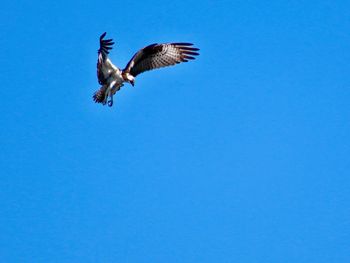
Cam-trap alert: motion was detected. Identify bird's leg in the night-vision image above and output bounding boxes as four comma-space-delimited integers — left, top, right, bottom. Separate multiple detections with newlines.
108, 95, 113, 107
106, 80, 117, 107
102, 88, 109, 105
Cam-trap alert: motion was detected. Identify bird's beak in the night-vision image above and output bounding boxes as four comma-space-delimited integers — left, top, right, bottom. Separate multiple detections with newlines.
130, 80, 135, 87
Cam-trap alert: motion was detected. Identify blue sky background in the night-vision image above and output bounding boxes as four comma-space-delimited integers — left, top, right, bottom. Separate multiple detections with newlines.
1, 0, 349, 262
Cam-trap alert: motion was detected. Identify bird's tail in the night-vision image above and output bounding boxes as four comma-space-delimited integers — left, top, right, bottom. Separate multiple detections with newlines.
93, 86, 107, 104
93, 84, 123, 106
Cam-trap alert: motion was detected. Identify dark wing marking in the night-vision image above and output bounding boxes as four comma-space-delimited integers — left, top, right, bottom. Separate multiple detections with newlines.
123, 43, 199, 77
97, 32, 114, 85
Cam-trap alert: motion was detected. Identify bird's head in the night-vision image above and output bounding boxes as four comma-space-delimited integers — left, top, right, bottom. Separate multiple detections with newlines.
122, 72, 135, 87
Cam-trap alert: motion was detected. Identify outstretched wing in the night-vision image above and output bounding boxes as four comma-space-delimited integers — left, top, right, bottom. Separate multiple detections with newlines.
123, 43, 199, 77
97, 32, 115, 85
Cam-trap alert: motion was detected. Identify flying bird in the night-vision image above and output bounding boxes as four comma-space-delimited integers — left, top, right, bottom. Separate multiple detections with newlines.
93, 32, 200, 106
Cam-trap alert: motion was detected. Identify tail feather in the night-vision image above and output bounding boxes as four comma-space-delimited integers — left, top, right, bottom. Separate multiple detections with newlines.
93, 84, 124, 106
93, 86, 107, 104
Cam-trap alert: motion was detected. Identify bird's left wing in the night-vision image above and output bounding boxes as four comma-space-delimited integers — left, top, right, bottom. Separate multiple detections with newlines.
97, 32, 115, 85
123, 43, 199, 77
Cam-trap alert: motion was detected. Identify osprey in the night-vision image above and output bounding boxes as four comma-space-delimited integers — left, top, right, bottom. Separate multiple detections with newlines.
93, 32, 200, 106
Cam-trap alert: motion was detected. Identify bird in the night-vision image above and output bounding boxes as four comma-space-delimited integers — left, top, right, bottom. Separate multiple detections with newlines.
93, 32, 200, 107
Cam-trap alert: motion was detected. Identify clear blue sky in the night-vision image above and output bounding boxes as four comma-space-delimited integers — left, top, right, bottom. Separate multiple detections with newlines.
1, 0, 349, 262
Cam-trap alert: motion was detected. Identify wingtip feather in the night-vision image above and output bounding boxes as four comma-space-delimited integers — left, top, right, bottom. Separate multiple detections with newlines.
173, 42, 194, 46
100, 32, 107, 40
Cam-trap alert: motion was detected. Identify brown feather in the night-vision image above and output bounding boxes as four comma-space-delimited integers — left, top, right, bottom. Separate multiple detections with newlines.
123, 43, 200, 77
93, 86, 107, 104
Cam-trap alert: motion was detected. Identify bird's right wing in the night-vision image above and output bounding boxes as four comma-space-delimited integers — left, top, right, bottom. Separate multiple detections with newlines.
123, 43, 199, 77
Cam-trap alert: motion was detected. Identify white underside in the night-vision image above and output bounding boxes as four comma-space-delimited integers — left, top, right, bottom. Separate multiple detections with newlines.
102, 58, 125, 102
